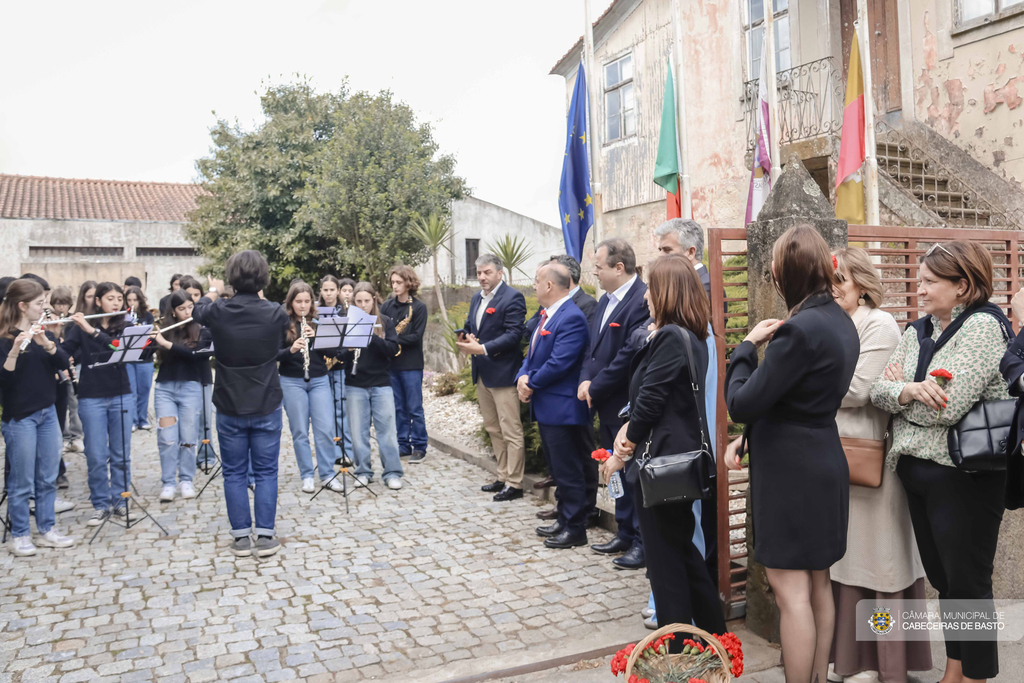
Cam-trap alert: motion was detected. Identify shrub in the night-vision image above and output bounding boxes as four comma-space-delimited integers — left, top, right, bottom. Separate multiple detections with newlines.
431, 371, 461, 397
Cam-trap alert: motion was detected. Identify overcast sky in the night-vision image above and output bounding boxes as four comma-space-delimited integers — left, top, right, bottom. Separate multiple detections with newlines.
0, 1, 612, 228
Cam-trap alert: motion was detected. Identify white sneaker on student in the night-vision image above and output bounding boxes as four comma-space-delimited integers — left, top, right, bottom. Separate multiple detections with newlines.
159, 485, 176, 502
325, 479, 343, 493
36, 529, 75, 548
54, 498, 76, 514
180, 481, 196, 499
355, 475, 370, 487
8, 536, 35, 556
385, 477, 403, 490
301, 478, 315, 493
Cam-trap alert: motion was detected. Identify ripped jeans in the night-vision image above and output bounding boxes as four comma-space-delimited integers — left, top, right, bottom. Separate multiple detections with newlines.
153, 380, 201, 487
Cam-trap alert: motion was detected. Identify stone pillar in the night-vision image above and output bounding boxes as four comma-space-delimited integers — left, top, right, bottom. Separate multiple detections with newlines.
742, 153, 848, 642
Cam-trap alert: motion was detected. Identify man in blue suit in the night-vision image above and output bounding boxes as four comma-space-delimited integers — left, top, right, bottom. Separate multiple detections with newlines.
457, 254, 527, 501
579, 238, 649, 569
517, 261, 592, 549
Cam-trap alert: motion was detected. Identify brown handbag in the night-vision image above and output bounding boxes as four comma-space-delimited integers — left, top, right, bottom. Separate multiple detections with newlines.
840, 437, 885, 488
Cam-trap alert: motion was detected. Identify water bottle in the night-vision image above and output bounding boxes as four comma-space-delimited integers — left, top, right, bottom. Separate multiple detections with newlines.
608, 471, 624, 499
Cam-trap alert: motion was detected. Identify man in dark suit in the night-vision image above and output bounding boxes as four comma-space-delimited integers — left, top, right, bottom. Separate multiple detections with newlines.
579, 238, 649, 569
457, 254, 528, 501
656, 218, 710, 297
517, 261, 592, 549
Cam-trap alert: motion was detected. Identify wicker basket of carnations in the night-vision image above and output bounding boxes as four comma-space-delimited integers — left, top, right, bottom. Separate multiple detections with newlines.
608, 623, 744, 683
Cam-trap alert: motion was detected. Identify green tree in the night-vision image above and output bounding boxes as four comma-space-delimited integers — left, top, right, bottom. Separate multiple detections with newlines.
299, 90, 467, 293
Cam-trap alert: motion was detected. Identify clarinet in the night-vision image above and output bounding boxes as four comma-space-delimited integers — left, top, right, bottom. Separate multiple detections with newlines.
300, 316, 311, 383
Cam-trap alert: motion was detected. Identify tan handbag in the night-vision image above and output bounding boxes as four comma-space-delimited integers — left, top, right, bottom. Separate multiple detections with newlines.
841, 437, 885, 488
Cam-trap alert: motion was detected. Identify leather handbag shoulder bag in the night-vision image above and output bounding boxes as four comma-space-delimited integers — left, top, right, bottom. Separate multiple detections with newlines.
841, 434, 886, 488
948, 398, 1015, 472
635, 326, 715, 508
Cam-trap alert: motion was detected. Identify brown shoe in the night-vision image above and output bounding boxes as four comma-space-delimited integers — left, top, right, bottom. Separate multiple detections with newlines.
533, 476, 555, 490
536, 508, 558, 520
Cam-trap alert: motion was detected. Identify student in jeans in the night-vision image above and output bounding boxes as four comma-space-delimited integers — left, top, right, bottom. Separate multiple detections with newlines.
0, 279, 75, 556
278, 281, 341, 494
151, 290, 212, 502
191, 251, 290, 558
62, 282, 137, 527
343, 282, 404, 490
380, 265, 429, 463
124, 285, 155, 430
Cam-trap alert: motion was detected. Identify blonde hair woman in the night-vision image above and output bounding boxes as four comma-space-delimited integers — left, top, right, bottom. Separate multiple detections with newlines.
829, 247, 931, 682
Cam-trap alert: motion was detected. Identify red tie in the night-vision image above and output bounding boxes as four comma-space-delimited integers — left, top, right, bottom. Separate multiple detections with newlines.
530, 309, 548, 357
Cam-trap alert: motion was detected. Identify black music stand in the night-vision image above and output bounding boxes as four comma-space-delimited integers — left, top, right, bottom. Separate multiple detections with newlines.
309, 314, 378, 513
85, 325, 170, 543
193, 344, 223, 498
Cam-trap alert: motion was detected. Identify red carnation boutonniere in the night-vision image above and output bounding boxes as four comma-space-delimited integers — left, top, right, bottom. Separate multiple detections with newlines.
608, 322, 621, 328
485, 307, 496, 315
930, 368, 953, 387
591, 449, 611, 462
539, 329, 551, 336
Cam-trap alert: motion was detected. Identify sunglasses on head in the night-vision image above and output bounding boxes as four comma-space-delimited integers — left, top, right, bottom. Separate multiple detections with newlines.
925, 243, 955, 258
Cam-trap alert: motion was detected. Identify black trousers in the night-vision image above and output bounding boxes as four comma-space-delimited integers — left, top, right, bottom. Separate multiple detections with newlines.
597, 411, 642, 549
634, 480, 725, 646
538, 423, 591, 535
897, 455, 1005, 680
701, 481, 718, 590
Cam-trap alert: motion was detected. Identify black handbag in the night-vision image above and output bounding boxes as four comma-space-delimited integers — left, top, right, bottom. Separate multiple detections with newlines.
635, 326, 715, 508
948, 398, 1015, 472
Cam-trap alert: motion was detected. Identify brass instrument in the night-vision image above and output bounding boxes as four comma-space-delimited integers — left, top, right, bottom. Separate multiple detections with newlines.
393, 303, 412, 357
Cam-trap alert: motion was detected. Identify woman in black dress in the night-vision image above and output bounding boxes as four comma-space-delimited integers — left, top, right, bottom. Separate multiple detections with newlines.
725, 225, 859, 683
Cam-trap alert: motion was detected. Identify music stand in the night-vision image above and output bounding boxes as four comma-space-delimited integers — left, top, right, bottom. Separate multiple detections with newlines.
192, 343, 224, 499
85, 325, 170, 543
310, 313, 379, 512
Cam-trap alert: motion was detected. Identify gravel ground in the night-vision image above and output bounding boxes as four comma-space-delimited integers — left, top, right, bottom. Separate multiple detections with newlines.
422, 372, 493, 457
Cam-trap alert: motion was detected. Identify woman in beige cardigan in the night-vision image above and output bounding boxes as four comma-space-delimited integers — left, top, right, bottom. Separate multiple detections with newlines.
828, 248, 931, 683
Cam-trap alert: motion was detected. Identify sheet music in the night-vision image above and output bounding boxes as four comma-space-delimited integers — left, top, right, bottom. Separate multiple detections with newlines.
88, 325, 154, 367
343, 306, 377, 349
312, 317, 346, 350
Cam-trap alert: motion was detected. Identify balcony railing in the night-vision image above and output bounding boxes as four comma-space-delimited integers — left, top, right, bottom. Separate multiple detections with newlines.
744, 56, 844, 152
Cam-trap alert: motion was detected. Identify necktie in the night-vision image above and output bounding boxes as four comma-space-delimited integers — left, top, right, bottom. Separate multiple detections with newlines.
530, 309, 548, 357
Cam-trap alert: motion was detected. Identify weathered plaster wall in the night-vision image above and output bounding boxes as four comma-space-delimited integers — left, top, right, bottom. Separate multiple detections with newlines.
908, 6, 1024, 189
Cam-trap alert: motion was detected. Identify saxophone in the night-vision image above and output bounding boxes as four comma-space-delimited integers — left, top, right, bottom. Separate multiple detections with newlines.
393, 303, 412, 357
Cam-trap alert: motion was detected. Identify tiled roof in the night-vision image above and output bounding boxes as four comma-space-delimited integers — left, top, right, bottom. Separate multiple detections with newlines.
0, 174, 206, 222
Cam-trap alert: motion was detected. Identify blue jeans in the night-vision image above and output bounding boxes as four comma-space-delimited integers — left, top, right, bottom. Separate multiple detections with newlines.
154, 381, 201, 486
78, 394, 134, 511
2, 406, 62, 536
217, 407, 282, 538
126, 361, 154, 428
390, 370, 428, 453
280, 375, 337, 481
328, 369, 353, 461
347, 385, 403, 482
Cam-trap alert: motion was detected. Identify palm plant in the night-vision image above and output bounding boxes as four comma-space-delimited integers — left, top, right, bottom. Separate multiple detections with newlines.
409, 213, 454, 328
486, 233, 534, 284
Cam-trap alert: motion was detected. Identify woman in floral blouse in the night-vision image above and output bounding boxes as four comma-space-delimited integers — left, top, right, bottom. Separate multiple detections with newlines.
871, 241, 1012, 683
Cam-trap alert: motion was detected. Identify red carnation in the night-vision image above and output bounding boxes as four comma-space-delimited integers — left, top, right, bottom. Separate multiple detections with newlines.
540, 329, 551, 336
109, 340, 120, 348
591, 449, 611, 462
609, 322, 621, 327
930, 368, 953, 387
485, 307, 496, 314
832, 254, 839, 270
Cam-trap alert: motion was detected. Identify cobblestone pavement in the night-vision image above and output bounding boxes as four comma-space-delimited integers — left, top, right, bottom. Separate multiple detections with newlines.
0, 423, 650, 682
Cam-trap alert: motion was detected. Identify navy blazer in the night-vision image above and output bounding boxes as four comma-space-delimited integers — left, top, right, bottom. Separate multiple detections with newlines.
1000, 329, 1024, 509
463, 283, 526, 388
525, 287, 598, 340
516, 298, 590, 426
580, 277, 649, 418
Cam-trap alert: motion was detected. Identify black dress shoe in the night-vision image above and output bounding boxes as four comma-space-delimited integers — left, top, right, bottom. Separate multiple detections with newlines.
409, 450, 428, 464
586, 510, 601, 529
544, 529, 588, 549
536, 508, 558, 520
493, 486, 523, 502
533, 476, 555, 489
535, 521, 565, 538
481, 480, 504, 493
399, 450, 412, 458
591, 537, 631, 555
612, 545, 646, 570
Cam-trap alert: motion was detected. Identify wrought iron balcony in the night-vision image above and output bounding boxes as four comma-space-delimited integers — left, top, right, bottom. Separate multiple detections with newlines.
743, 56, 844, 152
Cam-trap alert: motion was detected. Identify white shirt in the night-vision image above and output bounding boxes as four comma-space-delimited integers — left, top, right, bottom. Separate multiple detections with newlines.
531, 291, 574, 350
600, 274, 638, 328
475, 279, 504, 356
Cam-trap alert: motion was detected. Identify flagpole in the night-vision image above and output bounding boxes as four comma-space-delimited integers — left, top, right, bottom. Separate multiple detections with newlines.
763, 2, 782, 183
855, 1, 880, 225
672, 0, 692, 219
583, 0, 602, 245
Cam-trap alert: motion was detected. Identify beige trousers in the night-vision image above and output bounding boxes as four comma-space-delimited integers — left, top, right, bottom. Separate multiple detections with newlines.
475, 380, 525, 488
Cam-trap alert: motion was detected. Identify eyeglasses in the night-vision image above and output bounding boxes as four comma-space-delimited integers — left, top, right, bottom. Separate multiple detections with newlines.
925, 243, 955, 258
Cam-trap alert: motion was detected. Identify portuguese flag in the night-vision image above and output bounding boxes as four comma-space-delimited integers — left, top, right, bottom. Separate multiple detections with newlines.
836, 30, 866, 224
654, 57, 683, 219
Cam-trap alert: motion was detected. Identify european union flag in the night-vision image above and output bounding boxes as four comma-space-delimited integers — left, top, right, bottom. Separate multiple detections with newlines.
558, 61, 594, 262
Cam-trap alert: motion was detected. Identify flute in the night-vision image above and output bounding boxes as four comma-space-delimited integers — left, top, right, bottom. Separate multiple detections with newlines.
19, 313, 46, 351
153, 317, 193, 334
39, 310, 129, 325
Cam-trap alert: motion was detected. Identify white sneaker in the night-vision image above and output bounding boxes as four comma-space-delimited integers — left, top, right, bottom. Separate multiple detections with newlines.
301, 478, 315, 493
159, 485, 176, 502
325, 479, 343, 492
54, 498, 76, 514
846, 672, 878, 683
827, 664, 845, 682
385, 477, 403, 490
355, 475, 370, 487
8, 536, 35, 556
131, 425, 137, 433
70, 439, 84, 454
36, 529, 74, 548
86, 509, 109, 526
180, 481, 196, 499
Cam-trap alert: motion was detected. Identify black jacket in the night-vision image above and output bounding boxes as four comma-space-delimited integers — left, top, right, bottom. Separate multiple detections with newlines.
0, 331, 70, 421
380, 296, 428, 372
1000, 329, 1024, 509
463, 283, 526, 388
62, 323, 131, 399
343, 314, 399, 388
625, 325, 708, 483
156, 328, 214, 385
